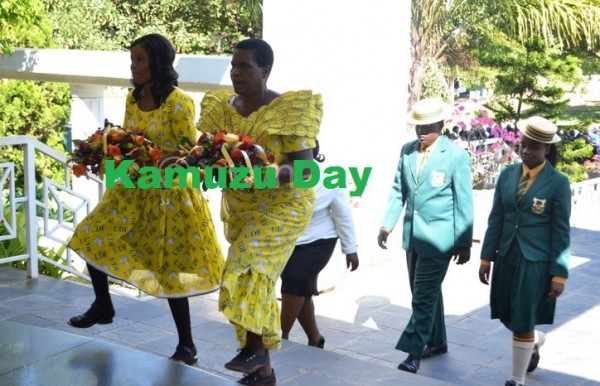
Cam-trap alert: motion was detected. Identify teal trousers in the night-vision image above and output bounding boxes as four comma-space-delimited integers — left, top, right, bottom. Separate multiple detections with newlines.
396, 250, 451, 357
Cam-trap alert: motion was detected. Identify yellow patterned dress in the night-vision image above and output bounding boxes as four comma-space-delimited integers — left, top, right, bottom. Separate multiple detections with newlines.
198, 90, 322, 349
69, 88, 224, 298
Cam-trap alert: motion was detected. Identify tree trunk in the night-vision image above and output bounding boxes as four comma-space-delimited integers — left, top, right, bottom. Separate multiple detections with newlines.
408, 29, 424, 109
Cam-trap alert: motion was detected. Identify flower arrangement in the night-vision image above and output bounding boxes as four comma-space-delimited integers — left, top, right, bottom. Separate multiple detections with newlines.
446, 100, 522, 189
69, 124, 161, 180
175, 131, 275, 186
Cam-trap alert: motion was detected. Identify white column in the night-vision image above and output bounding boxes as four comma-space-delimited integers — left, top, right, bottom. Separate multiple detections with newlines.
69, 84, 105, 210
70, 84, 105, 138
263, 0, 411, 283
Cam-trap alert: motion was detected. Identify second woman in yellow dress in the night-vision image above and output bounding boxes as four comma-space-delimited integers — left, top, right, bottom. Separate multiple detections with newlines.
198, 38, 322, 385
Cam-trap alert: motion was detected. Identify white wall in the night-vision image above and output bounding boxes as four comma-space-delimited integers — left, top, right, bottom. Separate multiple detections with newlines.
263, 0, 412, 263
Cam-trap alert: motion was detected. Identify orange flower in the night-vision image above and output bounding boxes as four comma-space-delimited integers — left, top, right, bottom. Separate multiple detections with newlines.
215, 158, 229, 167
72, 164, 87, 177
213, 131, 226, 143
110, 131, 125, 142
107, 144, 121, 157
133, 135, 145, 145
149, 147, 162, 162
240, 134, 254, 146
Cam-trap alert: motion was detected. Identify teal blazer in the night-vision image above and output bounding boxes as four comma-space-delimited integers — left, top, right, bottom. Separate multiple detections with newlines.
381, 136, 474, 257
480, 162, 571, 278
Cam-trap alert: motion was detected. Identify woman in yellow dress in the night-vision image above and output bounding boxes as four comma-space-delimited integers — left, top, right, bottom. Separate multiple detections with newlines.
197, 38, 322, 385
68, 33, 223, 366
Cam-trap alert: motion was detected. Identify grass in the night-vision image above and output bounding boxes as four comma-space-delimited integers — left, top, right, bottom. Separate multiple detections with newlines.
560, 101, 600, 126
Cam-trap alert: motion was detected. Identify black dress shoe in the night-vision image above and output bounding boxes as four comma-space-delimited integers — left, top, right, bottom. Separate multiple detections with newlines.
316, 336, 325, 349
398, 354, 420, 373
527, 343, 540, 372
505, 380, 524, 386
238, 369, 276, 386
169, 344, 198, 365
68, 303, 115, 328
421, 343, 448, 359
224, 348, 268, 373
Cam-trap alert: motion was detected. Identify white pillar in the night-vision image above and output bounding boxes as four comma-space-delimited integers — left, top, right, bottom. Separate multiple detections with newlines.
263, 0, 412, 276
70, 84, 105, 138
69, 84, 105, 211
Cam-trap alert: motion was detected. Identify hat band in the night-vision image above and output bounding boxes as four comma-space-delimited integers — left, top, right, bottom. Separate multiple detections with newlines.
525, 123, 554, 142
413, 108, 443, 121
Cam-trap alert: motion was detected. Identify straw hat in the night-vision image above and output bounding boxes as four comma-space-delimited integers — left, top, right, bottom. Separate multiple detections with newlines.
516, 116, 561, 144
407, 98, 451, 125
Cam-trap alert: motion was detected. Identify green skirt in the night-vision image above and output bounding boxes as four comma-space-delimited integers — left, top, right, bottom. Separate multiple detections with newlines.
490, 240, 556, 331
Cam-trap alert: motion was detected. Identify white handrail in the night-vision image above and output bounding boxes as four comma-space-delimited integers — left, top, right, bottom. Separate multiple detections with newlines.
0, 135, 103, 278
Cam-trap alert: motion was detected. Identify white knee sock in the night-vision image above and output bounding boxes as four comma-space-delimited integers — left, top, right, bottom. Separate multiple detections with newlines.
511, 337, 534, 385
534, 330, 546, 347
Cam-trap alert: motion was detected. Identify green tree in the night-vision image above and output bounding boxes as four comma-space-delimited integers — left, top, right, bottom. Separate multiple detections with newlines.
410, 0, 600, 105
2, 0, 263, 192
0, 0, 71, 201
484, 37, 581, 126
556, 137, 594, 182
46, 0, 263, 54
0, 80, 71, 188
1, 0, 69, 192
0, 0, 51, 54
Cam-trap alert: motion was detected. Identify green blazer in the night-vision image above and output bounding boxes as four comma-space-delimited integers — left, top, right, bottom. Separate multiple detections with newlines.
480, 162, 571, 278
381, 136, 474, 257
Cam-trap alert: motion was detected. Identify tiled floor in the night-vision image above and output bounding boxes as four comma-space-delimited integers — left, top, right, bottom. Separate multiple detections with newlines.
1, 190, 599, 385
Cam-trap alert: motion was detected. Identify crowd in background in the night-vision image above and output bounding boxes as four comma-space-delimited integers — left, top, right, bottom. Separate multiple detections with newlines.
443, 122, 600, 156
560, 126, 600, 154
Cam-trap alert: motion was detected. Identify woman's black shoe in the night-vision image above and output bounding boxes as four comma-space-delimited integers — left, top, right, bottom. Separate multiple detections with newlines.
238, 369, 276, 386
316, 336, 325, 349
68, 303, 115, 328
169, 344, 198, 366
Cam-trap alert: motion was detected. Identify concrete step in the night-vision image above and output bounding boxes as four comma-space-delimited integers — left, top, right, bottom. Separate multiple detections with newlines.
0, 320, 236, 386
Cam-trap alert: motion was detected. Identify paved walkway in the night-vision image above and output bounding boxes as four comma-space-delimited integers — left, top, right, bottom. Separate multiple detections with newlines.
1, 188, 599, 385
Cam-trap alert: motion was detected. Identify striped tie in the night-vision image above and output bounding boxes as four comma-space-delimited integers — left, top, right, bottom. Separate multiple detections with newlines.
516, 172, 530, 202
417, 148, 430, 180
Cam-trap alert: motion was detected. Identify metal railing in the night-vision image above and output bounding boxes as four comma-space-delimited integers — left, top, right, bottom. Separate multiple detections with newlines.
0, 135, 103, 279
571, 177, 600, 204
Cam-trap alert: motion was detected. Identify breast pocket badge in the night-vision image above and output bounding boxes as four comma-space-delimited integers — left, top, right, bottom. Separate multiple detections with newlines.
531, 197, 546, 214
431, 171, 445, 188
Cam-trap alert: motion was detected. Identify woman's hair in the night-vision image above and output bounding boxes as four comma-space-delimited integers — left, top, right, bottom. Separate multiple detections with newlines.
234, 38, 274, 68
129, 33, 179, 106
547, 144, 559, 167
313, 139, 325, 163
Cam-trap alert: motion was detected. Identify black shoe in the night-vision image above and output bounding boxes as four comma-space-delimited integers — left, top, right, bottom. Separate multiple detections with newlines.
398, 354, 420, 373
238, 369, 276, 385
68, 303, 115, 328
169, 344, 198, 366
225, 348, 268, 373
421, 343, 448, 359
505, 380, 524, 386
527, 343, 540, 372
316, 336, 325, 349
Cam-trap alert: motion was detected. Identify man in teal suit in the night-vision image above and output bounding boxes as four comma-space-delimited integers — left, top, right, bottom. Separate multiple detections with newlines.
479, 116, 570, 386
378, 98, 474, 374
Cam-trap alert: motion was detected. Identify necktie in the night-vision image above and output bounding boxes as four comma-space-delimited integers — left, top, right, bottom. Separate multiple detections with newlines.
417, 148, 430, 180
516, 172, 530, 202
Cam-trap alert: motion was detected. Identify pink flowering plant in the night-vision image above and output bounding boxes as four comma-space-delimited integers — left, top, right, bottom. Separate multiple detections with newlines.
447, 101, 522, 189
